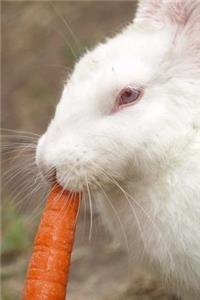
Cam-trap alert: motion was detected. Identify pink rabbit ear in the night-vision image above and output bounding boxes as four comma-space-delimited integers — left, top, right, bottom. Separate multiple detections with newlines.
135, 0, 163, 25
135, 0, 200, 29
135, 1, 200, 65
165, 0, 200, 30
166, 1, 200, 66
134, 0, 200, 70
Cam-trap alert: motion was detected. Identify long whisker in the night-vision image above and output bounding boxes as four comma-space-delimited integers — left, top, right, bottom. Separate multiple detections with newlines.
1, 153, 35, 166
3, 169, 40, 209
93, 163, 174, 266
80, 190, 87, 242
94, 179, 130, 276
50, 3, 81, 56
2, 142, 37, 148
94, 166, 146, 253
1, 134, 38, 140
24, 186, 48, 224
85, 174, 93, 241
2, 159, 36, 183
1, 128, 40, 137
49, 3, 78, 61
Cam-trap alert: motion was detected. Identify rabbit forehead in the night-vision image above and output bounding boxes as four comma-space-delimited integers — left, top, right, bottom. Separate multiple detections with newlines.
71, 26, 171, 85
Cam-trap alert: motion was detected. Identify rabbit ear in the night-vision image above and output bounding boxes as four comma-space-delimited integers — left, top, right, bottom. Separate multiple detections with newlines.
135, 0, 200, 30
135, 0, 163, 26
135, 1, 200, 67
166, 1, 200, 68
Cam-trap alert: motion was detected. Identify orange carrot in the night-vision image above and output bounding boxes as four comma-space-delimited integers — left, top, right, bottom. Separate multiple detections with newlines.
23, 184, 80, 300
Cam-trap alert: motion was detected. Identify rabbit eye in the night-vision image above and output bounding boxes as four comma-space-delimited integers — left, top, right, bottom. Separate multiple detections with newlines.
118, 87, 141, 106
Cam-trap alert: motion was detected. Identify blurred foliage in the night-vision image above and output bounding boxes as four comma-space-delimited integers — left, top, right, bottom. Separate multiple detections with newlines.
2, 202, 33, 256
1, 201, 36, 300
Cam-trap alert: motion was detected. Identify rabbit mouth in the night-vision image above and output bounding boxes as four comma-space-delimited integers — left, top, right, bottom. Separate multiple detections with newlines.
56, 168, 115, 193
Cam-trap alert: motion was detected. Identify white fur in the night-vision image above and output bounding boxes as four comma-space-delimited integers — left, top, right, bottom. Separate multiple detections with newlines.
36, 1, 200, 299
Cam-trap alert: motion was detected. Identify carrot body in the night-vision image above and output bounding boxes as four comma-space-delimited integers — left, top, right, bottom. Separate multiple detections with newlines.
23, 184, 80, 300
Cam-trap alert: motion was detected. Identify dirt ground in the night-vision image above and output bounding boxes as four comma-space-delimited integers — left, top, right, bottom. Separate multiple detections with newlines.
1, 2, 172, 300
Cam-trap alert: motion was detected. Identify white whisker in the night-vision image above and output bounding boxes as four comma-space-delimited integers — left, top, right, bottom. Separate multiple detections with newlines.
85, 174, 93, 241
1, 128, 40, 137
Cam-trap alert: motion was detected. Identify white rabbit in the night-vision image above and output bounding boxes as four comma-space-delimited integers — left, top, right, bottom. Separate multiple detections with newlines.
36, 1, 200, 299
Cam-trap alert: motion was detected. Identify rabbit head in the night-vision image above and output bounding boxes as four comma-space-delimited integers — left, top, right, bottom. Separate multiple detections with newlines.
36, 0, 200, 192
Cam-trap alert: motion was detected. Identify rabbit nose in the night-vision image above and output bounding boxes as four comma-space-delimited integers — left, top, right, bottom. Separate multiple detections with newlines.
39, 165, 57, 184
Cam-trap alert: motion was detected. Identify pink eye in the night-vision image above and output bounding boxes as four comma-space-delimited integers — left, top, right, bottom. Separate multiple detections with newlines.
118, 87, 142, 106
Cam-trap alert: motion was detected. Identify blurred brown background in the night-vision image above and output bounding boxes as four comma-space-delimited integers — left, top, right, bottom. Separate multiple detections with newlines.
1, 2, 137, 299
